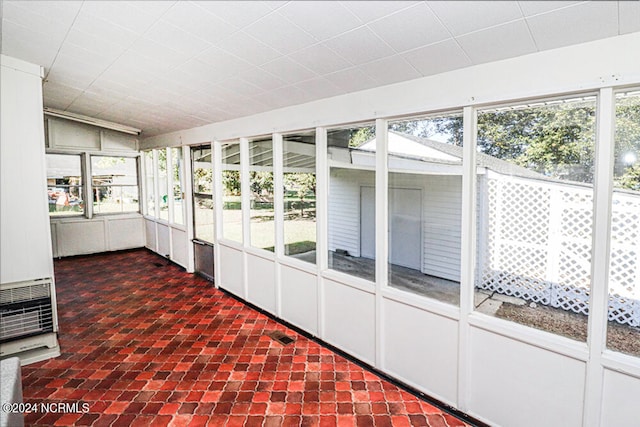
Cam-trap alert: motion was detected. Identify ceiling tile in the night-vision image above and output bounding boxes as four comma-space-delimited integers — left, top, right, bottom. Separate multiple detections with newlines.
194, 1, 275, 28
324, 67, 379, 93
526, 1, 618, 50
80, 1, 160, 34
518, 1, 584, 17
368, 2, 450, 53
3, 2, 75, 45
323, 26, 395, 66
339, 1, 419, 23
457, 19, 537, 64
43, 81, 83, 109
128, 37, 191, 69
402, 38, 471, 77
236, 67, 288, 92
5, 0, 81, 27
160, 1, 237, 43
215, 78, 263, 98
195, 47, 253, 80
360, 55, 422, 85
294, 77, 344, 101
260, 57, 318, 85
244, 12, 317, 55
143, 20, 213, 58
64, 29, 128, 60
288, 44, 353, 75
427, 1, 523, 36
278, 1, 362, 41
72, 10, 141, 48
1, 21, 60, 69
216, 31, 282, 66
619, 1, 640, 35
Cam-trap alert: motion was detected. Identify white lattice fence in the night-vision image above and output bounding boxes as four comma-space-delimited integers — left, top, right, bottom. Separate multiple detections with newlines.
478, 173, 640, 327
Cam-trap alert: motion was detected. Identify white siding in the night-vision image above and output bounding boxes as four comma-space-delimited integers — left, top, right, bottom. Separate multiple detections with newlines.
423, 175, 462, 281
328, 168, 374, 258
328, 170, 463, 282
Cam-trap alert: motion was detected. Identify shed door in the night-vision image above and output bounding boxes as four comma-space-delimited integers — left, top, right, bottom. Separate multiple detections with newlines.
360, 187, 422, 270
389, 188, 421, 269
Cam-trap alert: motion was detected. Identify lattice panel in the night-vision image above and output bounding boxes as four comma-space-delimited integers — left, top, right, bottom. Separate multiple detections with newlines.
609, 295, 640, 327
609, 248, 637, 298
497, 181, 550, 245
480, 175, 640, 326
550, 283, 590, 315
558, 241, 592, 289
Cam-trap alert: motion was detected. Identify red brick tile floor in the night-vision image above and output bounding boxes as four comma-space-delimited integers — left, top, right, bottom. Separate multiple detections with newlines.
21, 249, 473, 427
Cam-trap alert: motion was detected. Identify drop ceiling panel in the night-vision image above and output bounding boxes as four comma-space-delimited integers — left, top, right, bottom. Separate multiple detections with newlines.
526, 1, 619, 50
368, 2, 450, 53
360, 55, 422, 86
324, 67, 379, 93
401, 39, 471, 77
143, 21, 213, 58
288, 44, 353, 75
80, 1, 160, 34
260, 57, 318, 85
339, 1, 419, 23
244, 12, 317, 55
216, 31, 282, 66
323, 26, 395, 66
278, 1, 362, 41
517, 1, 584, 17
193, 1, 274, 28
427, 1, 524, 36
619, 1, 640, 35
457, 19, 537, 64
161, 1, 237, 43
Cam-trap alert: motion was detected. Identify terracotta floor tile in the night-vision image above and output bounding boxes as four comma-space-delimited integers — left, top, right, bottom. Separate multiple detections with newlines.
19, 250, 472, 427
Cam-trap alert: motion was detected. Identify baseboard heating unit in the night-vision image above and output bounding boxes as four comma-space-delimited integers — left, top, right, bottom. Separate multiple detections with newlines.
0, 278, 60, 364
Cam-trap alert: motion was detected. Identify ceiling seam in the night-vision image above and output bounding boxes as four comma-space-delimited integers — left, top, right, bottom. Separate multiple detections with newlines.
516, 2, 540, 52
42, 1, 84, 86
423, 1, 472, 67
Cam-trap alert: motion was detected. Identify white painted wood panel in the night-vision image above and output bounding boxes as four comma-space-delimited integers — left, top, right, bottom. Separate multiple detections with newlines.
157, 223, 170, 258
600, 368, 640, 426
108, 217, 145, 251
1, 55, 54, 284
101, 129, 138, 152
468, 326, 586, 427
246, 253, 276, 314
170, 227, 188, 268
382, 298, 459, 405
280, 265, 318, 334
47, 117, 100, 150
145, 219, 156, 251
57, 220, 106, 256
219, 244, 244, 298
323, 278, 376, 364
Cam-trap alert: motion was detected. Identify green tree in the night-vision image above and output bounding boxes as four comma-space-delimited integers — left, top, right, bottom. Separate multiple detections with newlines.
284, 173, 316, 216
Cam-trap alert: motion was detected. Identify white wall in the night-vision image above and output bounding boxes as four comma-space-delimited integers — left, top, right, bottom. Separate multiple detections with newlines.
141, 34, 640, 427
1, 55, 54, 284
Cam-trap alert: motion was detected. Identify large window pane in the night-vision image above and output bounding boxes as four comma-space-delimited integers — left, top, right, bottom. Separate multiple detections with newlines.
387, 113, 463, 305
192, 146, 214, 243
249, 138, 274, 251
46, 154, 83, 216
474, 96, 596, 341
158, 149, 169, 221
327, 123, 375, 282
91, 156, 139, 214
607, 91, 640, 357
171, 147, 185, 225
283, 131, 316, 263
221, 142, 242, 243
144, 151, 155, 217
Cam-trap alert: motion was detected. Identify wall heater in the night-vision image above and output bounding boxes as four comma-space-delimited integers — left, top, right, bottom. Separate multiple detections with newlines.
0, 279, 58, 358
